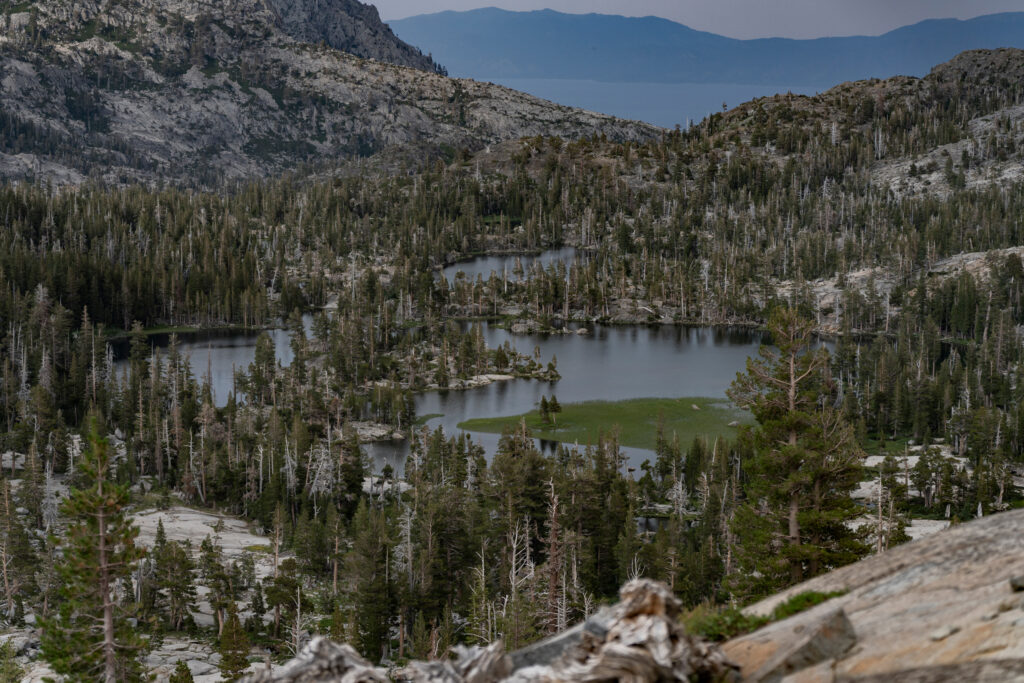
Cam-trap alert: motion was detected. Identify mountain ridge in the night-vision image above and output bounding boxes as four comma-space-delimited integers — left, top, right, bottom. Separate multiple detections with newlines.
0, 0, 659, 186
265, 0, 445, 73
390, 9, 1024, 85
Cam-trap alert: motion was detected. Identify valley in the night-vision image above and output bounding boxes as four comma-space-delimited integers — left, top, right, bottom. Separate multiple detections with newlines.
2, 1, 1024, 679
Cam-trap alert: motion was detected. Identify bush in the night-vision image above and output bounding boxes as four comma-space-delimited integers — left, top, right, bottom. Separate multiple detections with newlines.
684, 590, 846, 642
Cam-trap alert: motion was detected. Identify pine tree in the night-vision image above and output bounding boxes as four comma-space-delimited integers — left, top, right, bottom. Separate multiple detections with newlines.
346, 500, 392, 662
0, 639, 24, 682
155, 540, 197, 631
168, 660, 195, 683
17, 442, 43, 530
728, 309, 867, 599
40, 421, 146, 682
547, 395, 561, 425
246, 583, 266, 635
0, 478, 34, 621
328, 602, 346, 642
265, 558, 301, 642
218, 602, 250, 681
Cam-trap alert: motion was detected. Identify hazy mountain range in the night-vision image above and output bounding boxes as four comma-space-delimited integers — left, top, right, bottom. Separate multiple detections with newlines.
390, 9, 1024, 85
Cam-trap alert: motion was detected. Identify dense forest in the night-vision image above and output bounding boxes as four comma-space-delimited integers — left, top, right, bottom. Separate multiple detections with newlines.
2, 48, 1024, 680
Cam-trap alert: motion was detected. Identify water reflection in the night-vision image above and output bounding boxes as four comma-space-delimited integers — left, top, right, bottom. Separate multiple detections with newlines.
112, 317, 765, 473
110, 317, 312, 406
366, 322, 764, 473
107, 240, 788, 476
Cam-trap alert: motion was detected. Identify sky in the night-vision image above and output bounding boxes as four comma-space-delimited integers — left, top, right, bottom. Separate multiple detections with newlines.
376, 1, 1024, 39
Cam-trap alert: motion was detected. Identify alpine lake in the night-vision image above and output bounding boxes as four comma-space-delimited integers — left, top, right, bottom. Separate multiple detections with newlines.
114, 250, 775, 473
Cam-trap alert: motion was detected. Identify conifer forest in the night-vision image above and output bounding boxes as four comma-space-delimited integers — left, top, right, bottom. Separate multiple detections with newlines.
3, 5, 1024, 678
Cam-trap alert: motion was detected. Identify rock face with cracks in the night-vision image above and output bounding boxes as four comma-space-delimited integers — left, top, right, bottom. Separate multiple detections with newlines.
725, 507, 1024, 682
264, 0, 441, 73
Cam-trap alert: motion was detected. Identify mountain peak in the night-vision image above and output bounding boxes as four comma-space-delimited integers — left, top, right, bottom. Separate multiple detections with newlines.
266, 0, 445, 73
0, 0, 658, 186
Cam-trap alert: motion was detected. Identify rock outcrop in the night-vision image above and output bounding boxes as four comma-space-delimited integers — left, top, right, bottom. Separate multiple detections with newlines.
265, 0, 441, 73
724, 508, 1024, 681
251, 510, 1024, 682
0, 0, 658, 186
243, 579, 738, 682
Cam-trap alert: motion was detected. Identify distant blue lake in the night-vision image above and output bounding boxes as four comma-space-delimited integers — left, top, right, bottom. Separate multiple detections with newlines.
491, 78, 822, 128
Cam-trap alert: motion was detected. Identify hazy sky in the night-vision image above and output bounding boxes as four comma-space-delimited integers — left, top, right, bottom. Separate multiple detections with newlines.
376, 1, 1023, 39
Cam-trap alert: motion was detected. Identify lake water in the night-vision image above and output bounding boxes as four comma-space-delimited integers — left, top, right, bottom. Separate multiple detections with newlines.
494, 79, 821, 128
439, 247, 580, 283
112, 250, 777, 473
365, 322, 764, 472
110, 318, 312, 406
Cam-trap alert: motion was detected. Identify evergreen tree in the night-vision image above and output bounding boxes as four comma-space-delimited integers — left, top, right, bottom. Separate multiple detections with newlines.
155, 540, 197, 631
346, 500, 393, 662
168, 660, 195, 683
0, 640, 24, 683
40, 421, 146, 682
0, 478, 34, 621
547, 395, 561, 425
218, 602, 250, 681
265, 558, 301, 641
728, 309, 867, 600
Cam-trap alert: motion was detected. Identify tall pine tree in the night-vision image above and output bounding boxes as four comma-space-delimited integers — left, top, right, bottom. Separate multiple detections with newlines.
728, 308, 867, 600
41, 420, 146, 682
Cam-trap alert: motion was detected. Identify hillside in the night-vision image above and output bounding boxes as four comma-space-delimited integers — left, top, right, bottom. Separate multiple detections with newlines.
264, 0, 443, 73
4, 47, 1024, 682
0, 0, 658, 186
243, 510, 1024, 681
390, 9, 1024, 85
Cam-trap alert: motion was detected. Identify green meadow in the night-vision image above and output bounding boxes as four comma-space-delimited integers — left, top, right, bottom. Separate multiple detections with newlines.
458, 397, 753, 451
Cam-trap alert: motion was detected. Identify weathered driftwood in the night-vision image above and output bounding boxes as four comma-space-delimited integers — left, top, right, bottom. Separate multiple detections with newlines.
508, 579, 737, 682
243, 638, 389, 683
243, 579, 737, 682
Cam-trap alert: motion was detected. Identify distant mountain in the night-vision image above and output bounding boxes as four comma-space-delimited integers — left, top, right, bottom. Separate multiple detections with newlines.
389, 9, 1024, 85
0, 0, 657, 186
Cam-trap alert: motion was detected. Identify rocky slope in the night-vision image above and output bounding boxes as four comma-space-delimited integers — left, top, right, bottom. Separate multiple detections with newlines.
242, 580, 737, 682
248, 510, 1024, 682
725, 508, 1024, 681
703, 48, 1024, 198
0, 0, 658, 186
265, 0, 442, 73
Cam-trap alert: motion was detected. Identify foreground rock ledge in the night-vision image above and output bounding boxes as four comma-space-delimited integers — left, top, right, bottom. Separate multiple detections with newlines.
725, 508, 1024, 682
242, 579, 737, 682
246, 509, 1024, 682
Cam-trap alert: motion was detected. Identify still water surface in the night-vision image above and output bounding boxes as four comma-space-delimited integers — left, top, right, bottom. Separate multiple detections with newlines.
114, 320, 761, 471
110, 321, 310, 406
113, 251, 772, 471
438, 247, 580, 283
495, 79, 821, 129
365, 322, 763, 472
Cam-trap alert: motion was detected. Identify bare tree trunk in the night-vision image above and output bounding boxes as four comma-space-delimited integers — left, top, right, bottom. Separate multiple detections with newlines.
333, 534, 339, 597
788, 493, 801, 583
0, 484, 14, 617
